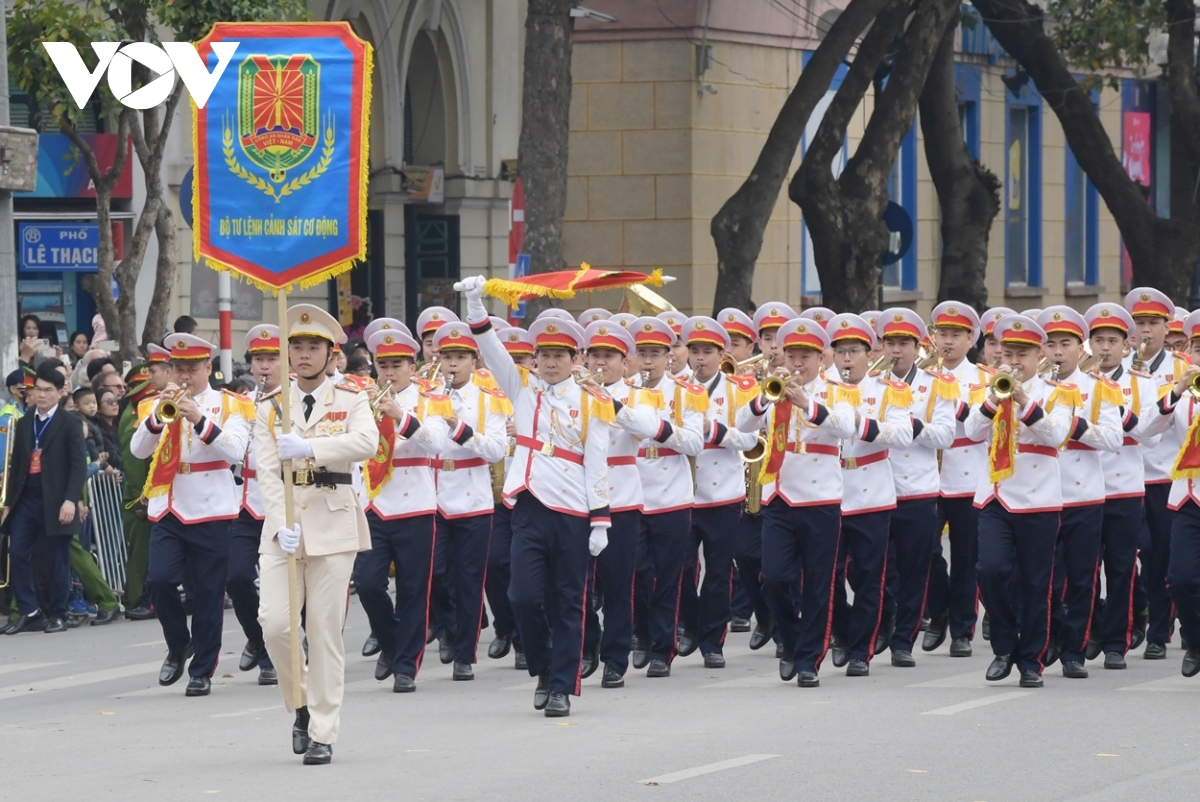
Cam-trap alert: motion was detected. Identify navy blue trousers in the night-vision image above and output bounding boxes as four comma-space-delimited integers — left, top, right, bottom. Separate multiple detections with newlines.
1050, 504, 1104, 663
734, 510, 775, 637
584, 510, 640, 674
355, 512, 435, 677
977, 502, 1059, 674
431, 512, 491, 664
1168, 500, 1200, 654
832, 510, 891, 663
227, 510, 271, 668
8, 487, 69, 619
760, 499, 840, 674
508, 493, 590, 696
887, 498, 938, 653
678, 502, 739, 655
926, 495, 980, 639
1097, 497, 1144, 654
147, 514, 230, 677
635, 508, 691, 663
486, 504, 519, 646
1142, 483, 1177, 646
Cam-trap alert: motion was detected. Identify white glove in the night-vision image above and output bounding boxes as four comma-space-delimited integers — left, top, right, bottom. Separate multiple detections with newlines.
454, 275, 488, 324
277, 523, 302, 555
588, 525, 609, 557
277, 432, 314, 461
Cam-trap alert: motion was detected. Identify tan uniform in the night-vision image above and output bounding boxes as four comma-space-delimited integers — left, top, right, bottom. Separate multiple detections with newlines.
256, 378, 377, 745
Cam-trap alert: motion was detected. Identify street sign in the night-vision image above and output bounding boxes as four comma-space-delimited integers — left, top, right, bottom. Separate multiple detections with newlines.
512, 252, 531, 320
19, 222, 101, 272
881, 201, 913, 266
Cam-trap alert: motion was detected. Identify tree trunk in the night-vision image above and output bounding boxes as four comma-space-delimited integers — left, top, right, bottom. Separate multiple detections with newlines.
517, 0, 574, 280
709, 0, 894, 313
143, 205, 177, 347
971, 0, 1200, 301
918, 13, 1000, 310
1165, 0, 1200, 169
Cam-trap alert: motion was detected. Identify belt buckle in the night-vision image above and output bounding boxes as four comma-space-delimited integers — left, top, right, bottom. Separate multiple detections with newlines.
540, 441, 555, 457
646, 445, 658, 460
442, 459, 455, 472
844, 457, 857, 470
795, 441, 806, 455
295, 468, 313, 486
178, 462, 191, 475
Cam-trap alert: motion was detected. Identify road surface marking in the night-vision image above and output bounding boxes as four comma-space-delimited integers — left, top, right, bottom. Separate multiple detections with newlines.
638, 754, 780, 785
502, 681, 539, 691
907, 670, 992, 689
920, 691, 1031, 716
698, 675, 781, 689
0, 661, 163, 700
0, 662, 66, 677
1116, 675, 1200, 693
212, 705, 279, 718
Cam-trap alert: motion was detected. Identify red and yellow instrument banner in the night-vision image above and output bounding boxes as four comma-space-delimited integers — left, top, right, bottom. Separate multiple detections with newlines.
363, 416, 397, 499
987, 399, 1018, 483
142, 420, 182, 499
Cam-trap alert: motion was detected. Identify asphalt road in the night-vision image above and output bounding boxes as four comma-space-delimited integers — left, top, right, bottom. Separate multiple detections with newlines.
1, 600, 1196, 802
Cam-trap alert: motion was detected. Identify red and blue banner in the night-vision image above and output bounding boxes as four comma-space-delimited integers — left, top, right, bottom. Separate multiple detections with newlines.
193, 22, 372, 291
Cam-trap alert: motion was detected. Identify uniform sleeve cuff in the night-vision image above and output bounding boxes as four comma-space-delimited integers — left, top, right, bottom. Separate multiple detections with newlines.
653, 420, 674, 444
1021, 402, 1045, 426
955, 401, 970, 422
1122, 408, 1139, 432
146, 415, 164, 434
589, 507, 611, 527
197, 417, 220, 445
451, 421, 473, 445
709, 421, 729, 445
751, 395, 769, 416
1069, 416, 1089, 441
398, 412, 422, 440
1160, 392, 1179, 415
861, 418, 880, 443
981, 399, 998, 419
809, 402, 829, 426
469, 319, 492, 336
911, 418, 924, 438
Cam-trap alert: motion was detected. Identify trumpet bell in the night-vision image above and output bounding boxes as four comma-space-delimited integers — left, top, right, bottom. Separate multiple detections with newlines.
741, 435, 768, 464
718, 355, 739, 376
762, 375, 787, 403
158, 399, 180, 423
989, 373, 1016, 399
1188, 373, 1200, 398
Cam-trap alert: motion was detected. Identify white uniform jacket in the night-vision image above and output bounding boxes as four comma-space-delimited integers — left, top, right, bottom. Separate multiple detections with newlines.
474, 321, 611, 525
433, 375, 508, 519
885, 366, 957, 501
736, 378, 857, 507
1135, 349, 1191, 485
1095, 364, 1160, 498
604, 380, 662, 513
1145, 389, 1200, 509
1050, 369, 1123, 507
840, 374, 914, 516
940, 360, 994, 498
963, 378, 1073, 513
131, 386, 253, 523
360, 382, 451, 520
636, 374, 706, 515
693, 373, 762, 508
240, 395, 268, 519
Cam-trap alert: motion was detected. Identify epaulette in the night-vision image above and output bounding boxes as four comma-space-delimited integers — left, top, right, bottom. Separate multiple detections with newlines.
975, 363, 998, 375
879, 378, 909, 391
472, 369, 499, 391
580, 383, 612, 404
925, 369, 957, 383
260, 386, 282, 400
413, 378, 441, 393
1095, 374, 1121, 391
335, 381, 363, 393
830, 380, 856, 390
221, 388, 251, 402
479, 383, 513, 415
672, 376, 707, 395
1130, 368, 1152, 379
728, 374, 759, 392
479, 385, 508, 400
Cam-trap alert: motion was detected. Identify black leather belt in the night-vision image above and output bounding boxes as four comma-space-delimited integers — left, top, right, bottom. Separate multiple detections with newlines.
287, 469, 353, 488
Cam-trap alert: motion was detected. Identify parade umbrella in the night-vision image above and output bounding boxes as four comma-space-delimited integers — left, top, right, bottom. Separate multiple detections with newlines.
482, 263, 668, 309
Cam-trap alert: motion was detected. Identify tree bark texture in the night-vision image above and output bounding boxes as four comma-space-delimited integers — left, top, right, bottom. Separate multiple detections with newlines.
708, 0, 893, 314
918, 13, 1000, 310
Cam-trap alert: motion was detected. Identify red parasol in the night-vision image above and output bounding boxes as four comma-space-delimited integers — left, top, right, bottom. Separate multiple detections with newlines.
483, 263, 665, 309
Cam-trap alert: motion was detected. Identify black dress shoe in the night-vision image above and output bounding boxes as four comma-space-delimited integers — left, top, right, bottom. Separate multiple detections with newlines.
393, 673, 416, 693
830, 636, 848, 668
293, 707, 311, 754
1182, 649, 1200, 678
533, 672, 551, 710
922, 613, 948, 652
438, 638, 455, 665
1144, 642, 1167, 660
43, 617, 67, 634
124, 605, 155, 621
488, 633, 512, 660
1103, 651, 1127, 670
1085, 637, 1103, 661
986, 654, 1014, 682
514, 650, 527, 671
185, 676, 211, 696
91, 609, 118, 626
1131, 608, 1148, 650
749, 622, 772, 651
846, 659, 869, 677
631, 639, 650, 670
425, 626, 438, 645
303, 741, 332, 765
797, 670, 819, 688
601, 664, 624, 688
677, 630, 698, 657
730, 617, 752, 633
646, 659, 671, 678
1019, 669, 1043, 688
775, 643, 784, 658
544, 692, 570, 718
581, 648, 600, 680
779, 658, 796, 682
981, 613, 991, 641
240, 641, 263, 671
159, 644, 194, 686
920, 617, 930, 631
949, 636, 972, 657
891, 649, 916, 668
452, 662, 474, 681
703, 652, 726, 669
3, 611, 47, 635
1043, 643, 1060, 668
874, 616, 894, 656
361, 635, 381, 658
1062, 661, 1088, 679
374, 653, 393, 682
258, 665, 278, 686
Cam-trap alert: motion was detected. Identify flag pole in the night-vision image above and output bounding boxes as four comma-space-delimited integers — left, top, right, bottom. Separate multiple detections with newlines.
278, 289, 303, 709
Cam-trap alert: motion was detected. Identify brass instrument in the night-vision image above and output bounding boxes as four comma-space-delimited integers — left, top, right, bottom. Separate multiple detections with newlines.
743, 436, 767, 515
157, 388, 190, 423
989, 371, 1017, 399
867, 354, 898, 375
1188, 371, 1200, 399
1036, 357, 1052, 375
1131, 338, 1151, 372
622, 284, 677, 316
741, 435, 767, 465
841, 368, 852, 383
233, 377, 268, 484
762, 372, 797, 403
574, 370, 604, 386
719, 354, 769, 376
370, 380, 396, 420
639, 369, 650, 386
419, 356, 442, 383
1050, 363, 1060, 382
0, 411, 14, 589
916, 347, 944, 371
1079, 353, 1099, 374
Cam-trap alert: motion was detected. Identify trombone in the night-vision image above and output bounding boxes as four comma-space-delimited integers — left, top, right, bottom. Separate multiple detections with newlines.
719, 354, 769, 376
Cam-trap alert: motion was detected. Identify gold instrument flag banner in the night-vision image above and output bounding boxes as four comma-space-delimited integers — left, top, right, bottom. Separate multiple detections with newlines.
987, 399, 1018, 483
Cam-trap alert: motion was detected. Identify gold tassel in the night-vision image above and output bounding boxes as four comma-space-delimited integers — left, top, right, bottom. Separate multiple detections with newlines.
1046, 383, 1083, 413
834, 385, 861, 407
488, 393, 514, 416
931, 374, 960, 401
590, 395, 616, 423
424, 395, 453, 419
969, 384, 987, 406
883, 384, 914, 410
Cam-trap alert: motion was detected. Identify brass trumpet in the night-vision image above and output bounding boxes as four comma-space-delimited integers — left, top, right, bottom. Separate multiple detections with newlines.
989, 371, 1017, 399
1188, 371, 1200, 399
157, 388, 190, 423
719, 354, 769, 376
574, 369, 605, 386
370, 380, 396, 420
762, 372, 798, 403
867, 354, 898, 375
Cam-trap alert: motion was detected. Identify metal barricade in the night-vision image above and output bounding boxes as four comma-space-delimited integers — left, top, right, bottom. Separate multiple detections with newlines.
88, 472, 127, 594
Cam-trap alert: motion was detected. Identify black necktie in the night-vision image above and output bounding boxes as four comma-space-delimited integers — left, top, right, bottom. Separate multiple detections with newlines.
303, 394, 315, 422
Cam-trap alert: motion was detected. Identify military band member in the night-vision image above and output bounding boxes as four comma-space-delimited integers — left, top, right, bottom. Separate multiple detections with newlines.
827, 313, 914, 676
578, 308, 611, 327
428, 322, 509, 680
1124, 287, 1189, 660
675, 316, 761, 668
257, 304, 378, 764
1036, 307, 1122, 678
357, 329, 451, 693
631, 316, 706, 678
965, 315, 1072, 688
415, 306, 459, 369
1166, 306, 1189, 353
459, 276, 613, 717
875, 309, 957, 667
229, 324, 282, 686
130, 334, 253, 696
924, 302, 990, 656
655, 311, 691, 381
737, 318, 856, 687
978, 307, 1016, 369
